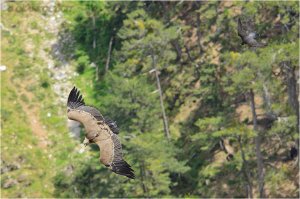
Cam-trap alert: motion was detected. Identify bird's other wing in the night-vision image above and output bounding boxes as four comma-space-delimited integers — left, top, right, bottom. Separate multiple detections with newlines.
95, 133, 135, 179
77, 105, 104, 121
110, 134, 134, 179
103, 117, 119, 134
237, 18, 247, 38
76, 107, 119, 134
67, 87, 85, 109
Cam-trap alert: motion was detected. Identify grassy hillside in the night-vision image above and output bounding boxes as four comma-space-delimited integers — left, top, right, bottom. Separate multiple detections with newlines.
1, 1, 88, 197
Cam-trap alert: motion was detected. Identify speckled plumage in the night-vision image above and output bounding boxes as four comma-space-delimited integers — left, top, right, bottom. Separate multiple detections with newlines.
237, 17, 267, 48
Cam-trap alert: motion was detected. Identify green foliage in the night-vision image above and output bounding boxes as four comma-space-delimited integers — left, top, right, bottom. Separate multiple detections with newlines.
76, 53, 90, 74
116, 8, 178, 75
58, 1, 299, 197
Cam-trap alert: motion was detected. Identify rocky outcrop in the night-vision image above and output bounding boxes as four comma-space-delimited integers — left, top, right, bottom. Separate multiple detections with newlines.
1, 159, 20, 174
41, 0, 81, 138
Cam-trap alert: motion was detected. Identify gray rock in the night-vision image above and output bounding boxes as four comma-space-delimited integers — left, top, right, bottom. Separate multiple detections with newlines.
15, 192, 24, 198
17, 174, 27, 183
1, 160, 21, 174
64, 164, 74, 176
23, 180, 32, 187
17, 155, 26, 164
2, 178, 18, 189
0, 1, 8, 11
7, 163, 20, 171
68, 119, 81, 138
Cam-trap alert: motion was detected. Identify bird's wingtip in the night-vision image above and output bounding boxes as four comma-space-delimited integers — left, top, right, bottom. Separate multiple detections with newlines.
67, 86, 85, 108
111, 160, 135, 179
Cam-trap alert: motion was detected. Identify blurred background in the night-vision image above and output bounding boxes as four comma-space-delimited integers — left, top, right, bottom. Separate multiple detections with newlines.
1, 0, 299, 198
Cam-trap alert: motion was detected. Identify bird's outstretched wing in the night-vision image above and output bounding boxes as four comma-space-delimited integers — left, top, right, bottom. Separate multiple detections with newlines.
237, 18, 247, 38
95, 133, 135, 179
67, 87, 134, 179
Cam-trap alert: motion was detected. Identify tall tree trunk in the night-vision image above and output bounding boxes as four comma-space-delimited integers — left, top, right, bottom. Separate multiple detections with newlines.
238, 136, 253, 198
249, 89, 265, 198
262, 83, 271, 111
151, 53, 171, 141
284, 62, 299, 132
95, 64, 99, 81
282, 61, 299, 165
185, 44, 200, 77
105, 36, 114, 73
91, 14, 99, 81
140, 161, 148, 197
196, 12, 203, 54
92, 15, 96, 49
171, 40, 182, 61
185, 44, 194, 62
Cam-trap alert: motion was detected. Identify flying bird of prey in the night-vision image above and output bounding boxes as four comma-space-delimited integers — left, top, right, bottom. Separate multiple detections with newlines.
67, 87, 135, 179
237, 17, 267, 48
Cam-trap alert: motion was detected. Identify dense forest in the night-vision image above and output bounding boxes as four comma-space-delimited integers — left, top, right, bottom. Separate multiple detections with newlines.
1, 1, 299, 198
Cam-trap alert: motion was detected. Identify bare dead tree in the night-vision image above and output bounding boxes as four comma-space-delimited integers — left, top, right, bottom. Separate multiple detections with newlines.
151, 53, 171, 141
196, 12, 203, 54
91, 14, 99, 81
105, 36, 114, 73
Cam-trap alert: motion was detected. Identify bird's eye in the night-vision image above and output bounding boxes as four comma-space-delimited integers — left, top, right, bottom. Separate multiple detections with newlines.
67, 108, 71, 112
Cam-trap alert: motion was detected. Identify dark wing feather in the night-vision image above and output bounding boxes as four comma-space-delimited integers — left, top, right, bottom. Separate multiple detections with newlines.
237, 18, 246, 38
67, 87, 85, 109
110, 134, 135, 179
104, 117, 119, 134
111, 160, 135, 179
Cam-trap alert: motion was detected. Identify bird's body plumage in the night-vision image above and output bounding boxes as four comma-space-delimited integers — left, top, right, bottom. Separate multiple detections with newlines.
67, 87, 135, 179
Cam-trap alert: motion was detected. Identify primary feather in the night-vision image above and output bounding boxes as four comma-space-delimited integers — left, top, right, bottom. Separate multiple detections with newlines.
67, 87, 135, 179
